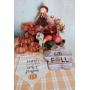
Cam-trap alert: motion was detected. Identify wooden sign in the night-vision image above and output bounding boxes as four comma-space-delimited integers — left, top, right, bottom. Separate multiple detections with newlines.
44, 48, 73, 70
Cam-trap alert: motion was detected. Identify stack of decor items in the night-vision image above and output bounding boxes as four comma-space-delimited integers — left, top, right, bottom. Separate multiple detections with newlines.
15, 3, 73, 70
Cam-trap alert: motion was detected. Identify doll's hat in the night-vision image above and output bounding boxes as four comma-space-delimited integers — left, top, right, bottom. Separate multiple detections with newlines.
39, 3, 48, 12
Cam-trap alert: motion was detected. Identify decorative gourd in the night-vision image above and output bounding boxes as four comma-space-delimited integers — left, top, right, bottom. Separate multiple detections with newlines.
15, 44, 28, 54
28, 25, 41, 36
21, 23, 33, 32
28, 27, 36, 36
18, 37, 28, 44
28, 42, 40, 52
27, 36, 34, 44
34, 25, 41, 33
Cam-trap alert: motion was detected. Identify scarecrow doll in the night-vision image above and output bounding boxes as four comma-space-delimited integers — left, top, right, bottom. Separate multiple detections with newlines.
35, 3, 48, 27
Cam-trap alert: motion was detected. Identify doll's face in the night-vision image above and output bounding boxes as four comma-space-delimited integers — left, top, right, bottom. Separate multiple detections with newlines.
40, 8, 47, 16
40, 8, 47, 15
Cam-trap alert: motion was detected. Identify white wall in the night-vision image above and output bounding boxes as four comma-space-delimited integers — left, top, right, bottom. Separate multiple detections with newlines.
14, 0, 75, 58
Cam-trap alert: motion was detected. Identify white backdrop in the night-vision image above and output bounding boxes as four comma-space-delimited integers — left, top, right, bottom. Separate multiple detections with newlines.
14, 0, 75, 58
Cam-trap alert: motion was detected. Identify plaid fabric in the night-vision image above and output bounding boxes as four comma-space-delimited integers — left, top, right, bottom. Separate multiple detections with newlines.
15, 57, 75, 90
14, 38, 75, 90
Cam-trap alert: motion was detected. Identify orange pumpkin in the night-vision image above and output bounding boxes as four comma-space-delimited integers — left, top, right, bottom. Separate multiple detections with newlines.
21, 23, 33, 32
28, 29, 36, 36
28, 25, 41, 36
28, 42, 40, 52
27, 35, 34, 44
18, 37, 28, 44
34, 25, 41, 33
15, 44, 28, 54
18, 37, 24, 43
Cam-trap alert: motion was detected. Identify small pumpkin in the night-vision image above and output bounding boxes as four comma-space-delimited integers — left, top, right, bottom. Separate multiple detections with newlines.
28, 42, 40, 52
27, 36, 34, 44
34, 25, 41, 33
28, 45, 33, 52
15, 44, 28, 54
28, 25, 41, 36
21, 23, 33, 32
18, 37, 28, 44
28, 29, 36, 36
